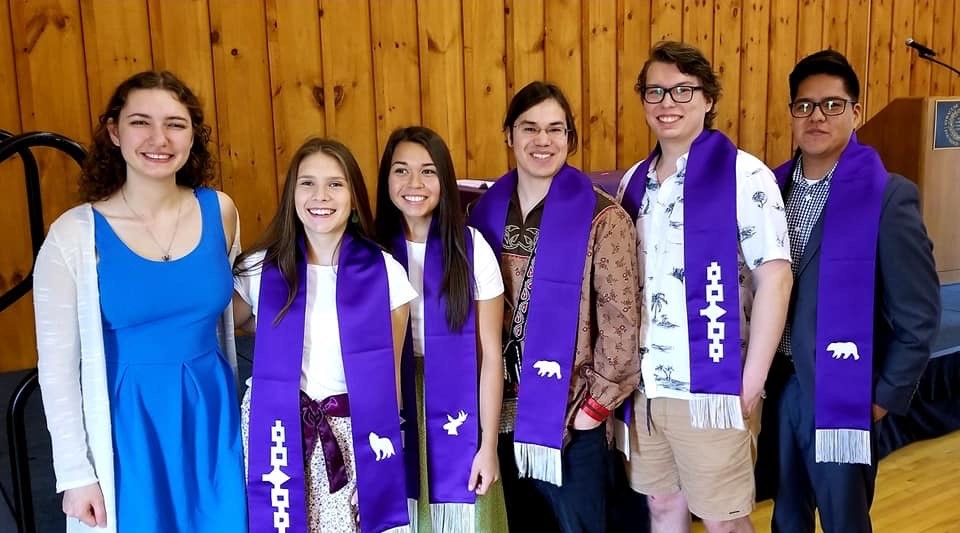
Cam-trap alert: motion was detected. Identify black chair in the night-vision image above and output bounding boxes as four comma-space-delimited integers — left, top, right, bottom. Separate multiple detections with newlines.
0, 131, 86, 533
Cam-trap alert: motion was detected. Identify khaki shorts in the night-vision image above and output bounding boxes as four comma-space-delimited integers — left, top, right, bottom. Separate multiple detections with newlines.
626, 391, 761, 521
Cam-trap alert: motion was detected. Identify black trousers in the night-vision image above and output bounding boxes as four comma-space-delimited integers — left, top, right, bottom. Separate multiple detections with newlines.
498, 425, 611, 533
772, 374, 878, 533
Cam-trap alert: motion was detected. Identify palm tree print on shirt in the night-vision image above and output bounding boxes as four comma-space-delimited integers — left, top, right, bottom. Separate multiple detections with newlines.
651, 292, 667, 321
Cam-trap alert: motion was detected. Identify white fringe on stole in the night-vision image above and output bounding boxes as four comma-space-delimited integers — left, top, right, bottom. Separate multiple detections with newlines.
407, 498, 418, 531
383, 525, 412, 533
515, 441, 563, 486
689, 393, 745, 430
430, 503, 476, 533
815, 429, 871, 464
614, 416, 631, 458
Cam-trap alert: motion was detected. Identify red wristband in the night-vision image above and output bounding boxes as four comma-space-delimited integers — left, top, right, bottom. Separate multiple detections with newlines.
581, 396, 611, 422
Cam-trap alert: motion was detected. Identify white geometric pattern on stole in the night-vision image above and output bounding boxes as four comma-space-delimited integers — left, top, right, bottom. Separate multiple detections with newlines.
699, 261, 727, 363
262, 420, 292, 532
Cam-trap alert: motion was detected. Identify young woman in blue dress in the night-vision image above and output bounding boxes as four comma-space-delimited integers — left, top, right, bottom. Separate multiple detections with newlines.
33, 71, 246, 533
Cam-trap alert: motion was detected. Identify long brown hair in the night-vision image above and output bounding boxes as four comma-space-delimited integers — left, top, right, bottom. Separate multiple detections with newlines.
80, 70, 215, 201
235, 138, 374, 322
375, 127, 472, 331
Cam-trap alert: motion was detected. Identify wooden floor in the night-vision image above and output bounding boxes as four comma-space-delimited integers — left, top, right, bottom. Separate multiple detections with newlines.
692, 430, 960, 532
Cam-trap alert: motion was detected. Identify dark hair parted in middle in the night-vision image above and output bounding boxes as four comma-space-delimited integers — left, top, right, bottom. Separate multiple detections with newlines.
234, 137, 374, 322
788, 49, 861, 102
502, 81, 579, 155
636, 41, 722, 129
375, 126, 472, 331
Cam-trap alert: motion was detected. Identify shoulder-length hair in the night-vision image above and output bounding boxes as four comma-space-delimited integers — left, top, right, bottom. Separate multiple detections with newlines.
235, 137, 374, 322
80, 70, 215, 201
375, 126, 472, 331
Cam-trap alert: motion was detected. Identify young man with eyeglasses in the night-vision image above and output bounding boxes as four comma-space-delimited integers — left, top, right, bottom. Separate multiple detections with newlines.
768, 49, 939, 533
616, 40, 792, 533
470, 80, 641, 533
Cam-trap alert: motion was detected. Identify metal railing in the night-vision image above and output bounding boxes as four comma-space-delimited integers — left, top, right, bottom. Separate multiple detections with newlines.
0, 131, 86, 533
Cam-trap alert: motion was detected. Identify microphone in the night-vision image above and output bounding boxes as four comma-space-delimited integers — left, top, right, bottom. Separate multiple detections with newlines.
906, 38, 937, 57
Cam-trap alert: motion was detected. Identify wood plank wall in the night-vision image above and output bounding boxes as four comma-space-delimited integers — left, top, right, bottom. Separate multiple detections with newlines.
1, 0, 958, 372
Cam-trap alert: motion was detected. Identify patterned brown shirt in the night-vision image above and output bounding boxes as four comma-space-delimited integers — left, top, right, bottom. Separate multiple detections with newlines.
498, 187, 642, 443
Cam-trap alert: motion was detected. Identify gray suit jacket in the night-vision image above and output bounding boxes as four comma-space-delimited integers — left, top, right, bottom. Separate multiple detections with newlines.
779, 170, 940, 415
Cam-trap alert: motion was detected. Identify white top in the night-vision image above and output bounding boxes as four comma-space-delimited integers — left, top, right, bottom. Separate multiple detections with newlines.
405, 227, 505, 357
33, 204, 240, 533
619, 150, 791, 400
235, 249, 417, 400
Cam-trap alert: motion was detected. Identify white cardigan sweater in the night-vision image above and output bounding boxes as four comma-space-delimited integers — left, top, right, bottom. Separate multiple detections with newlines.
33, 203, 240, 533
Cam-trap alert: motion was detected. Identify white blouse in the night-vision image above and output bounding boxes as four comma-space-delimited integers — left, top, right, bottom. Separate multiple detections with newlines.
234, 249, 417, 400
404, 227, 504, 357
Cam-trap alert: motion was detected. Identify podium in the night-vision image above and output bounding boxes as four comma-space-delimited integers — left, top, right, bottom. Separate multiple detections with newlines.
857, 97, 960, 284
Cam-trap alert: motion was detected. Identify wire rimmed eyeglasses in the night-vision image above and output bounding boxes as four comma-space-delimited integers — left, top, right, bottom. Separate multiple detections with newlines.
789, 98, 857, 118
637, 85, 704, 104
513, 124, 570, 139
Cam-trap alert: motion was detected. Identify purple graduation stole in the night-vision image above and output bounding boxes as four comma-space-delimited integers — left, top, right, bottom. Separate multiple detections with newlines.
247, 235, 410, 533
621, 129, 745, 429
774, 133, 884, 464
470, 164, 595, 486
391, 221, 479, 532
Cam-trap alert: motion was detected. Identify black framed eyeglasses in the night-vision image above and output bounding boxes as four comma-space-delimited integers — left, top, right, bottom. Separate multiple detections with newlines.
637, 85, 704, 104
789, 98, 857, 118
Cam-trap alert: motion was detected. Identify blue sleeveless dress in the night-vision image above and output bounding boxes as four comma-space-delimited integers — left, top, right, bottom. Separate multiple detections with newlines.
94, 188, 247, 532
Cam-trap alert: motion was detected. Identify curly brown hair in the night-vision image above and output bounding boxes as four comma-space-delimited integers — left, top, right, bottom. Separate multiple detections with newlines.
79, 71, 215, 201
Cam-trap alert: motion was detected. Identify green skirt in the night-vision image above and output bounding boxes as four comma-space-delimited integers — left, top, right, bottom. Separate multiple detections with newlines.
413, 358, 509, 532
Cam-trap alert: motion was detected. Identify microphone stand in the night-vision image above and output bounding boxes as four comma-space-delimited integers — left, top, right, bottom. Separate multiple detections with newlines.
917, 53, 960, 77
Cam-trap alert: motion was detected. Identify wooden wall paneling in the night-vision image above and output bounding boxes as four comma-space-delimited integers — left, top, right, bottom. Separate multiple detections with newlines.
650, 0, 682, 43
318, 0, 379, 191
822, 0, 847, 53
928, 0, 954, 96
765, 0, 798, 164
909, 0, 933, 96
845, 0, 871, 112
682, 0, 713, 52
738, 0, 769, 159
147, 0, 220, 187
79, 0, 153, 126
208, 0, 278, 244
416, 0, 467, 178
616, 0, 652, 169
505, 0, 545, 95
866, 0, 892, 121
953, 3, 960, 96
545, 0, 583, 169
462, 0, 508, 178
6, 0, 91, 372
10, 0, 91, 224
370, 0, 422, 159
887, 0, 914, 100
265, 0, 325, 182
795, 0, 824, 58
582, 0, 617, 171
712, 0, 742, 142
0, 0, 31, 372
0, 0, 21, 132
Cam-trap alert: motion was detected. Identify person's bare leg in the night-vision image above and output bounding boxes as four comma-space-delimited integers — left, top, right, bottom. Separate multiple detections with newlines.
648, 491, 691, 533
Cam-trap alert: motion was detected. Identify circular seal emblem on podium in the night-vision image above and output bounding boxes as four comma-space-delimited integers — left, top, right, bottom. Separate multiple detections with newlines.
944, 103, 960, 147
